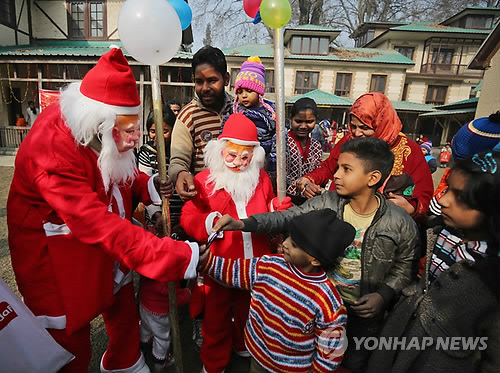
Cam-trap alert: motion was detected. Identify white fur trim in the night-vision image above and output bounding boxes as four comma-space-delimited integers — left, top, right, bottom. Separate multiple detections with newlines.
269, 199, 275, 212
183, 241, 199, 280
205, 211, 223, 236
235, 201, 254, 259
148, 174, 162, 206
100, 351, 149, 373
36, 315, 67, 330
79, 90, 140, 115
43, 222, 71, 236
111, 185, 126, 219
218, 137, 260, 146
113, 262, 133, 294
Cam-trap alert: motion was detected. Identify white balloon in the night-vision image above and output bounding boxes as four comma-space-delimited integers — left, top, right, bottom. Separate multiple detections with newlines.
118, 0, 182, 65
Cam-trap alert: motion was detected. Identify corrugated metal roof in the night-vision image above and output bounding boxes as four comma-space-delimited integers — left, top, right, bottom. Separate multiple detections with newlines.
391, 101, 436, 112
390, 24, 491, 34
0, 41, 192, 60
419, 107, 476, 117
286, 90, 353, 106
434, 97, 479, 109
224, 44, 415, 64
285, 24, 342, 32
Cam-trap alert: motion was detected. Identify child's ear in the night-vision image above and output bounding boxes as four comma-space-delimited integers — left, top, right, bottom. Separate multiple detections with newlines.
367, 170, 382, 188
311, 258, 322, 268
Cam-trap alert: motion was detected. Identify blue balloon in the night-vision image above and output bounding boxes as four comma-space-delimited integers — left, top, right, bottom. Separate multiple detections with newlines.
168, 0, 192, 30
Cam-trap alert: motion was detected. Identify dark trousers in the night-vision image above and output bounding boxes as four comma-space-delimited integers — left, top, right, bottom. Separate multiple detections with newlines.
342, 307, 384, 373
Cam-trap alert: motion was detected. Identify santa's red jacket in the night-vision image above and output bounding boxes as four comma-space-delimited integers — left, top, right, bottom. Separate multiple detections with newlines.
181, 169, 274, 259
7, 104, 198, 334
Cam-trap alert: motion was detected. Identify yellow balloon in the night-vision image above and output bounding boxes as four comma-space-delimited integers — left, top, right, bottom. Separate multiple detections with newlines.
260, 0, 292, 29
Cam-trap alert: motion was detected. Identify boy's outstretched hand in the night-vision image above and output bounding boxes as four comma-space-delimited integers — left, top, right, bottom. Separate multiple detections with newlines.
212, 214, 245, 232
197, 244, 210, 271
351, 292, 384, 318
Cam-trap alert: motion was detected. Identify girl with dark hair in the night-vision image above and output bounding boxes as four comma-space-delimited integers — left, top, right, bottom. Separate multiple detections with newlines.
286, 97, 323, 204
367, 151, 500, 373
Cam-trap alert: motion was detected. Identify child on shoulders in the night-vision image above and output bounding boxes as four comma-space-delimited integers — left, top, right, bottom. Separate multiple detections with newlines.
221, 56, 276, 180
201, 208, 355, 373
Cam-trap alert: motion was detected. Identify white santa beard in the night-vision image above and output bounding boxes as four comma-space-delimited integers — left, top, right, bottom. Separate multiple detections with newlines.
205, 140, 265, 205
98, 128, 137, 193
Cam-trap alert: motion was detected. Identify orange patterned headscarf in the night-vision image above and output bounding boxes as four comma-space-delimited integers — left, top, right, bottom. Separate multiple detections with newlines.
349, 92, 402, 145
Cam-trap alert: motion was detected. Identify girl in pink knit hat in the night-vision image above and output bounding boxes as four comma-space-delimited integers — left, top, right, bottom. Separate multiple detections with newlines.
221, 56, 277, 185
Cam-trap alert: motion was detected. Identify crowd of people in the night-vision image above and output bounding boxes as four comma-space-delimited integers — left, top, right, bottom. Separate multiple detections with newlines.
5, 44, 500, 373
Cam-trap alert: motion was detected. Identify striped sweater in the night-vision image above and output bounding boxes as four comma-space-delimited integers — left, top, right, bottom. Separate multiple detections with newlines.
202, 253, 347, 373
168, 93, 232, 180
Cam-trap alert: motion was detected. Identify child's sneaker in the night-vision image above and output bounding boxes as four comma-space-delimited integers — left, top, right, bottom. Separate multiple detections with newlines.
192, 318, 203, 351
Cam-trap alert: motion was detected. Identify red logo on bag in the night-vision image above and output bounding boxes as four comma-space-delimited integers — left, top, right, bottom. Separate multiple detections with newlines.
0, 301, 18, 331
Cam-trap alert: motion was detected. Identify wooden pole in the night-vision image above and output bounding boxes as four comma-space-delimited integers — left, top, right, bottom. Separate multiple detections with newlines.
273, 27, 286, 201
150, 64, 183, 373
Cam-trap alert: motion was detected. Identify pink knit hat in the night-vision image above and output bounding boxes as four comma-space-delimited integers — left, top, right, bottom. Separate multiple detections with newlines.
234, 56, 266, 96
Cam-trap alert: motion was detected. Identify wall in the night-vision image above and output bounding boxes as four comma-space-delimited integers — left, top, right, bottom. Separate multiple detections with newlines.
32, 1, 68, 39
0, 0, 30, 46
475, 51, 500, 118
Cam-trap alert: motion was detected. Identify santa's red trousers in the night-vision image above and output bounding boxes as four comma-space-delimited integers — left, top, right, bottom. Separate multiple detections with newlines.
48, 282, 143, 372
201, 276, 251, 373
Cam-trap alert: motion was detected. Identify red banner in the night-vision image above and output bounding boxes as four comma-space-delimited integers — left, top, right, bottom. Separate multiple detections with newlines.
39, 89, 60, 112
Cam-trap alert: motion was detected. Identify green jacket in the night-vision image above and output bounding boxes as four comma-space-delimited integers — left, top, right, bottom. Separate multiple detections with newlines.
243, 191, 418, 306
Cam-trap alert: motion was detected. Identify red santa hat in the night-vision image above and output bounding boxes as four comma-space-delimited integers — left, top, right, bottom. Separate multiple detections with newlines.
218, 113, 260, 146
79, 47, 140, 115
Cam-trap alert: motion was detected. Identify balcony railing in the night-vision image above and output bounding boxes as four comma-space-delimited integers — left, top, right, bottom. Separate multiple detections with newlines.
420, 63, 484, 77
0, 126, 30, 148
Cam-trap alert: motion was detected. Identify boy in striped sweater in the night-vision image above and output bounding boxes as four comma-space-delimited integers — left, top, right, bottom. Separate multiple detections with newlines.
200, 209, 355, 373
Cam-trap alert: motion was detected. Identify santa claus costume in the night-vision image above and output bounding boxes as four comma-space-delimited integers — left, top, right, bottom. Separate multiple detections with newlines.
7, 48, 199, 373
181, 114, 288, 373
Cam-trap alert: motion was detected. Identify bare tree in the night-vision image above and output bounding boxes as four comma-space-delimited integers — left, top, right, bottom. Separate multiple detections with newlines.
203, 24, 213, 46
191, 0, 499, 49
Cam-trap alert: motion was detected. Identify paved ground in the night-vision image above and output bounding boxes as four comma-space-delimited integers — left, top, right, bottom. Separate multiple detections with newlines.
0, 154, 445, 373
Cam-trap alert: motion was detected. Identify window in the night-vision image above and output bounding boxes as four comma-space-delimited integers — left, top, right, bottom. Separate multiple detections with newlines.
265, 70, 275, 93
68, 1, 106, 39
460, 15, 493, 29
432, 48, 454, 68
335, 73, 352, 97
369, 75, 387, 93
230, 68, 239, 91
426, 85, 448, 105
402, 83, 409, 101
290, 36, 329, 55
0, 0, 16, 27
295, 71, 319, 94
394, 46, 415, 60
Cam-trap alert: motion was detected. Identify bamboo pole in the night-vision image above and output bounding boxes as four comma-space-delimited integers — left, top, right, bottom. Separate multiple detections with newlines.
150, 64, 183, 373
273, 27, 286, 201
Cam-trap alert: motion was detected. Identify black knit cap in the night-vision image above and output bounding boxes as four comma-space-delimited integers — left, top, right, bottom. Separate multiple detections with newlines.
288, 209, 356, 270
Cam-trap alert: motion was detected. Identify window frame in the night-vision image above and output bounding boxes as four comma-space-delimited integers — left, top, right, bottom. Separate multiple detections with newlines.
294, 70, 320, 94
334, 72, 352, 97
290, 36, 330, 55
265, 69, 275, 93
67, 0, 107, 40
394, 46, 415, 61
0, 0, 16, 28
369, 74, 387, 94
425, 85, 448, 105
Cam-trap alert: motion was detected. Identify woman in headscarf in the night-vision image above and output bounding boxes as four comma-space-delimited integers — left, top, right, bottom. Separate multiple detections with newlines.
296, 92, 434, 220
